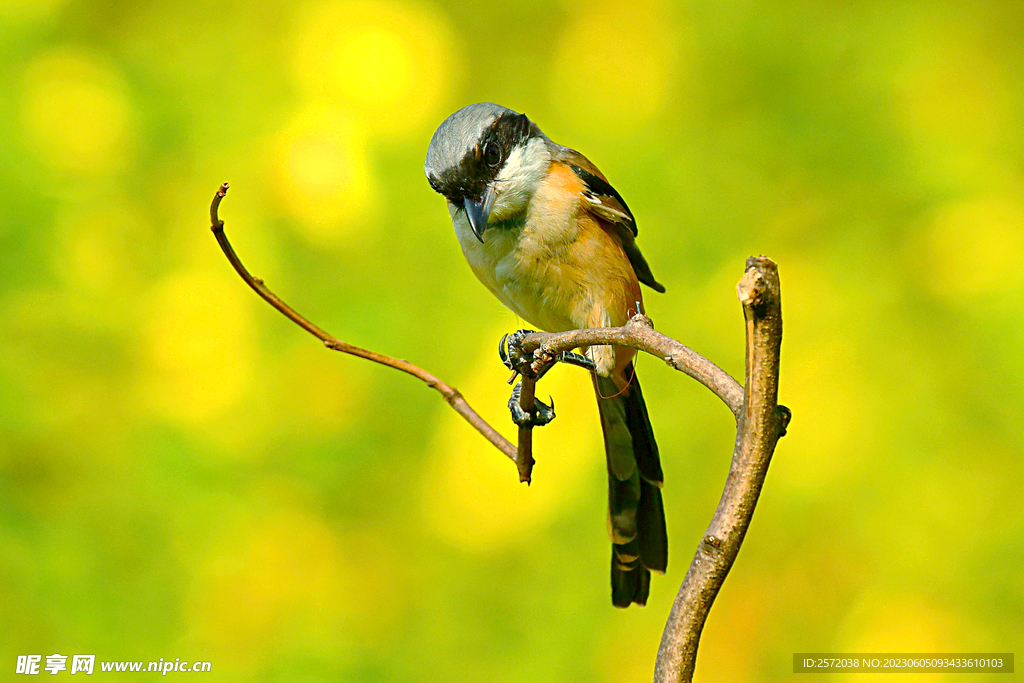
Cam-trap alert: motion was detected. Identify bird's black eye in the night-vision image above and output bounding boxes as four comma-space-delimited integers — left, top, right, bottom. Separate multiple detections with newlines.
483, 142, 501, 168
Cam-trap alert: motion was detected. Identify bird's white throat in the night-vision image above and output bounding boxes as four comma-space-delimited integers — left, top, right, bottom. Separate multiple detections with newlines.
488, 136, 551, 222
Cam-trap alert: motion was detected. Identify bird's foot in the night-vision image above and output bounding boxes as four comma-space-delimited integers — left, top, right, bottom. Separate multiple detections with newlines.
508, 382, 556, 427
499, 329, 539, 379
499, 329, 596, 380
538, 349, 596, 375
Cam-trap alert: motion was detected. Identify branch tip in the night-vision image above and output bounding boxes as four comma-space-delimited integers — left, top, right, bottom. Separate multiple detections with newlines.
738, 256, 780, 309
745, 254, 778, 272
655, 254, 784, 683
737, 269, 765, 307
207, 182, 517, 466
210, 182, 230, 231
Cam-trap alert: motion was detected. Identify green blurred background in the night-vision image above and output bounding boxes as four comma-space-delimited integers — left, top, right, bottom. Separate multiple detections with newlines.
1, 0, 1022, 680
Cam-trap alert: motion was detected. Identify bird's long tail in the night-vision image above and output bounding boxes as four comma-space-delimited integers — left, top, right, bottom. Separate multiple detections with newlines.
594, 363, 667, 607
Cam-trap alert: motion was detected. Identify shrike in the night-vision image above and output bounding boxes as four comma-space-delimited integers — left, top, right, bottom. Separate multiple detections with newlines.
425, 103, 666, 607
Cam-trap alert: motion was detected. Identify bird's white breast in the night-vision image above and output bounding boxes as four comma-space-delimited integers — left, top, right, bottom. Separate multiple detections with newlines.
450, 171, 584, 334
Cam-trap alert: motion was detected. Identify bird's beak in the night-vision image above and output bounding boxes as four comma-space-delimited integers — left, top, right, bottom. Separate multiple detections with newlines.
464, 184, 497, 243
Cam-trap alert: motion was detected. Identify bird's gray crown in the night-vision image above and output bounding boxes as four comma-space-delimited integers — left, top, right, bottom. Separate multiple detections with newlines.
424, 103, 543, 204
424, 102, 512, 179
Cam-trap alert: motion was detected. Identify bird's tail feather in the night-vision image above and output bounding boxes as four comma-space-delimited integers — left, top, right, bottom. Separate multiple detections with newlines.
594, 364, 667, 608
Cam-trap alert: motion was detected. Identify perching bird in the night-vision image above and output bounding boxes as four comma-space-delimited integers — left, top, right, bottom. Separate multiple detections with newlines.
425, 103, 667, 607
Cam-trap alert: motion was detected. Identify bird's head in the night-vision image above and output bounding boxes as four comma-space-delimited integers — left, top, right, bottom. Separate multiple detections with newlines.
425, 102, 549, 242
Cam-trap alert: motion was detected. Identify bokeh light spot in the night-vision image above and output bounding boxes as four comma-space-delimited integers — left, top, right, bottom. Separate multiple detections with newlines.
291, 0, 456, 137
53, 201, 153, 293
20, 48, 136, 175
549, 0, 683, 130
839, 593, 960, 655
895, 36, 1011, 153
272, 107, 378, 243
186, 503, 395, 669
269, 341, 371, 436
780, 342, 870, 494
335, 26, 411, 110
924, 196, 1024, 298
142, 269, 255, 424
767, 261, 873, 495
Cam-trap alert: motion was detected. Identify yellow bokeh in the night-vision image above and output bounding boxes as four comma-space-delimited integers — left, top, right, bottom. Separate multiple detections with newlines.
923, 196, 1024, 298
779, 340, 872, 493
594, 605, 666, 683
291, 0, 456, 137
549, 0, 685, 129
756, 260, 874, 495
892, 19, 1015, 189
20, 47, 136, 176
52, 200, 153, 293
61, 223, 120, 293
141, 268, 256, 424
895, 29, 1012, 152
830, 593, 973, 683
694, 579, 770, 683
185, 496, 406, 669
839, 592, 961, 653
0, 0, 66, 20
423, 321, 601, 550
271, 106, 378, 242
268, 340, 372, 436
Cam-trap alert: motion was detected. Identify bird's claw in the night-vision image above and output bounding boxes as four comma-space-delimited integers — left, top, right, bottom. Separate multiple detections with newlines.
499, 329, 597, 380
499, 329, 596, 429
499, 329, 536, 377
541, 349, 596, 373
509, 382, 556, 427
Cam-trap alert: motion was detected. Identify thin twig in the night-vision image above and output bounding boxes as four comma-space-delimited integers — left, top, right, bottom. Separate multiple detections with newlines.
653, 256, 789, 683
209, 183, 518, 464
516, 376, 537, 484
520, 316, 744, 418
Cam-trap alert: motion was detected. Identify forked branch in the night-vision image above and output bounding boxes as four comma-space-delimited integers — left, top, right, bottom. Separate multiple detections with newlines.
653, 256, 788, 683
519, 316, 743, 418
209, 183, 517, 464
209, 183, 742, 484
209, 185, 787, 682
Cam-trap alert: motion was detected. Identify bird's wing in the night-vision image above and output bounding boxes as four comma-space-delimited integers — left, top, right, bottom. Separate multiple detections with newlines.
555, 146, 666, 293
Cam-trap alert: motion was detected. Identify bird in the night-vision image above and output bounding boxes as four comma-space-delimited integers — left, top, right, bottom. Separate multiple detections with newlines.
424, 102, 667, 607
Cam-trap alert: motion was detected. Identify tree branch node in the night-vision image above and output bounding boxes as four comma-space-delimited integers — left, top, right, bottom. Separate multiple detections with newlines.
702, 535, 722, 550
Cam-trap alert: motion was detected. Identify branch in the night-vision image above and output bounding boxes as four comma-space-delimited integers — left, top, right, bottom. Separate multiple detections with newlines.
210, 183, 741, 487
208, 183, 517, 464
520, 316, 743, 418
210, 184, 787, 679
515, 376, 537, 483
653, 256, 789, 683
